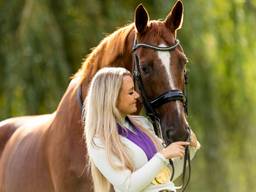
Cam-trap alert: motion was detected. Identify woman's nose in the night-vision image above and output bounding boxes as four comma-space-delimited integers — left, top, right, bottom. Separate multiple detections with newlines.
135, 91, 140, 99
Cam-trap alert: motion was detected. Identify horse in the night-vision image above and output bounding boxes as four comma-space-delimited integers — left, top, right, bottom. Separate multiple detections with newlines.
0, 1, 189, 191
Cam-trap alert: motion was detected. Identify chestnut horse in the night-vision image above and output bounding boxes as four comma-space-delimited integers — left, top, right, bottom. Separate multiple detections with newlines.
0, 1, 189, 191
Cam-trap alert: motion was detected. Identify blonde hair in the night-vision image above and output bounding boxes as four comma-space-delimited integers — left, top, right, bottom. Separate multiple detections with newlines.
83, 67, 162, 192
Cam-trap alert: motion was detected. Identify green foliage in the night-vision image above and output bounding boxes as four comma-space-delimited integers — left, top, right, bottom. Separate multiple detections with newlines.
182, 0, 256, 191
0, 0, 256, 191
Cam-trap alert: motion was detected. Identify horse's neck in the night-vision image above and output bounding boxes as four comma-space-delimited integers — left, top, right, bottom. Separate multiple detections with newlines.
45, 78, 87, 177
80, 25, 135, 78
51, 78, 83, 141
50, 27, 136, 140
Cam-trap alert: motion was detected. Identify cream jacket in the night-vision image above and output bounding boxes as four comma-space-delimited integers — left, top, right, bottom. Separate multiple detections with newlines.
88, 115, 200, 192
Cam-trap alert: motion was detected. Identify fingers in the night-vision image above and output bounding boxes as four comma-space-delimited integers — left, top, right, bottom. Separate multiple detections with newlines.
172, 143, 186, 158
173, 142, 188, 158
174, 141, 190, 146
161, 141, 191, 159
177, 149, 185, 158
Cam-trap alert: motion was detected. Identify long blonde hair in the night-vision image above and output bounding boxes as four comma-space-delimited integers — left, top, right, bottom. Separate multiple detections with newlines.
83, 67, 162, 192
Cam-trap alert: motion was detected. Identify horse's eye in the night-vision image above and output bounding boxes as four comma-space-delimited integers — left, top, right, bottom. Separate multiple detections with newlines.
141, 64, 151, 74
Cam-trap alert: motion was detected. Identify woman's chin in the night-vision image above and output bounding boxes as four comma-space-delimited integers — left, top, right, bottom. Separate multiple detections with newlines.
132, 107, 138, 114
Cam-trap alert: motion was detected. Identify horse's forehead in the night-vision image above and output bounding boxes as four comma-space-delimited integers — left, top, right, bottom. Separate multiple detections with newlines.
143, 22, 175, 43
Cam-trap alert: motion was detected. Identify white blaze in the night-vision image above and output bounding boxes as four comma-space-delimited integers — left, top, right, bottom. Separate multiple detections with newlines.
157, 44, 181, 114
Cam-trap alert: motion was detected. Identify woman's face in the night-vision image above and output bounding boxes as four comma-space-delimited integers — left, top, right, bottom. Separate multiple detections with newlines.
117, 75, 140, 117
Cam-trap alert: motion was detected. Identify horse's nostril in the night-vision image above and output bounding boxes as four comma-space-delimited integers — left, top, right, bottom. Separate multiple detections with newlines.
164, 129, 174, 145
164, 125, 190, 143
166, 129, 172, 139
165, 128, 175, 141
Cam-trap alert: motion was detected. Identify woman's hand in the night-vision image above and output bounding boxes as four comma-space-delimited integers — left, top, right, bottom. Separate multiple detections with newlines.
160, 141, 190, 159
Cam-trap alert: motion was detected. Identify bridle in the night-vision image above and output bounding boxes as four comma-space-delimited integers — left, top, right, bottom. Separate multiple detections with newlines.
76, 36, 192, 192
132, 36, 191, 191
132, 38, 187, 139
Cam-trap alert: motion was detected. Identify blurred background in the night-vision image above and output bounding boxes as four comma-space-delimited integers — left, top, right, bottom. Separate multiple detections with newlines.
0, 0, 256, 191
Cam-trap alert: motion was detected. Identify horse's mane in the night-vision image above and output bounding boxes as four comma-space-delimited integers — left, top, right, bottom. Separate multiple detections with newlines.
74, 23, 134, 82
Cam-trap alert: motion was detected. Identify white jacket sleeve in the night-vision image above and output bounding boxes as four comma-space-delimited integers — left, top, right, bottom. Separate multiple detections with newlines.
89, 142, 169, 192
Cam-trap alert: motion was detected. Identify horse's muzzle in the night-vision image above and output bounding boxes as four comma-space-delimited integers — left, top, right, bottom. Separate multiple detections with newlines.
164, 125, 190, 145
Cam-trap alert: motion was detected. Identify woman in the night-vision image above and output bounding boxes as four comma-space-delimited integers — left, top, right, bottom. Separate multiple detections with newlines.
83, 67, 200, 192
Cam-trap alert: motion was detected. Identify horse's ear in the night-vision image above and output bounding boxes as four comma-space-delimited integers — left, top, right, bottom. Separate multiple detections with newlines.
164, 0, 184, 32
134, 4, 149, 34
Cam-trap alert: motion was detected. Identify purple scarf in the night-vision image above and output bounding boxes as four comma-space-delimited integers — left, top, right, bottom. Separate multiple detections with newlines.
117, 120, 157, 160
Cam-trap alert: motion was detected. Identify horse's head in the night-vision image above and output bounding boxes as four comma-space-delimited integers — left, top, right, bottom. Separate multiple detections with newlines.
132, 0, 189, 144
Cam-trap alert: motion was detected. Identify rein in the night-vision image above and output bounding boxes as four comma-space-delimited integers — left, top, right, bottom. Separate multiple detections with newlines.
132, 37, 191, 192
